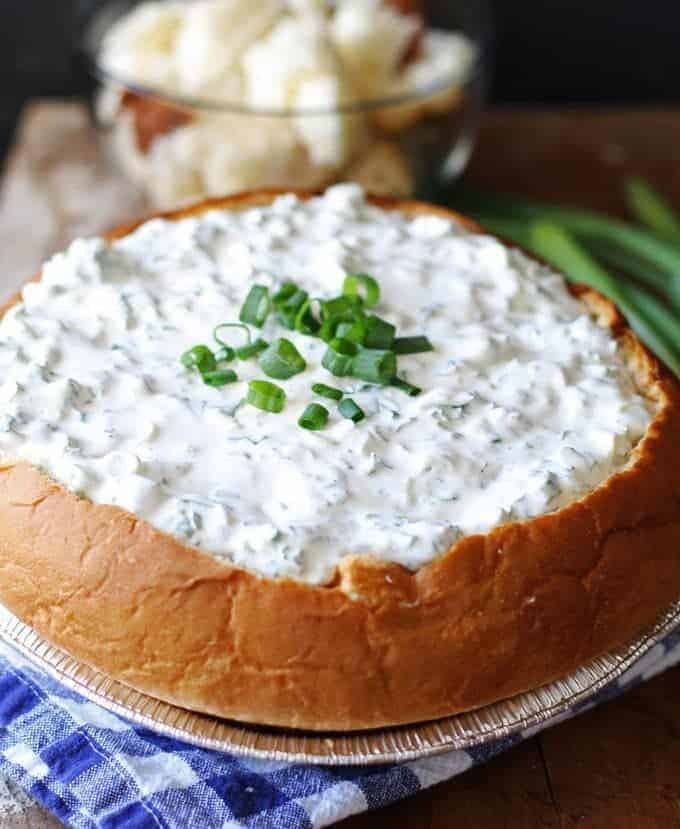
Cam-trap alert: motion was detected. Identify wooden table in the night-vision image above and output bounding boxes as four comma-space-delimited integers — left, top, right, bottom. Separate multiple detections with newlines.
1, 103, 680, 829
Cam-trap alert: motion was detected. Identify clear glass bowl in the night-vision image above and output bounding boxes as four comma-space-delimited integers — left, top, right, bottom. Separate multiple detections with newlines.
81, 0, 491, 209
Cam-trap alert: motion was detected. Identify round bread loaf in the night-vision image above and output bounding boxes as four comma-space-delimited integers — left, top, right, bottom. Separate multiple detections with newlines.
0, 190, 678, 731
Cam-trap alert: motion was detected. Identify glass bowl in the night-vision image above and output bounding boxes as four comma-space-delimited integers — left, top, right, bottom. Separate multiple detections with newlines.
81, 0, 491, 209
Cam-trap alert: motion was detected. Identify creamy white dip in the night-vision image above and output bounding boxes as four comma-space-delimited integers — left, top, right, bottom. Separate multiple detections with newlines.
0, 185, 652, 584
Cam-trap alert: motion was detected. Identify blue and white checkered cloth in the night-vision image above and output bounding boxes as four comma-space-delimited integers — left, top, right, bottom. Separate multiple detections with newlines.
0, 628, 679, 829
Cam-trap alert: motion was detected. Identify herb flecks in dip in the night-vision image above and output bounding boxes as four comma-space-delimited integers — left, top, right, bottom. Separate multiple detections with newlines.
0, 186, 652, 584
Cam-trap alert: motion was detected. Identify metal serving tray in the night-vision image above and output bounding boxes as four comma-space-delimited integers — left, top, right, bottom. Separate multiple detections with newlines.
0, 601, 677, 766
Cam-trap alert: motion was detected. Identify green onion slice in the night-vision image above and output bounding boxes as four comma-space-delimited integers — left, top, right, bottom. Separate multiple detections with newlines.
276, 289, 309, 330
343, 273, 380, 308
319, 310, 363, 343
236, 338, 269, 360
391, 376, 422, 396
259, 338, 307, 379
272, 282, 299, 306
298, 403, 329, 431
214, 346, 236, 363
321, 295, 363, 320
239, 285, 270, 328
181, 345, 217, 373
202, 369, 238, 387
294, 297, 322, 335
363, 315, 396, 349
322, 337, 358, 377
393, 336, 434, 355
246, 380, 286, 413
335, 317, 368, 344
312, 383, 344, 401
338, 398, 365, 423
213, 323, 251, 350
350, 348, 397, 385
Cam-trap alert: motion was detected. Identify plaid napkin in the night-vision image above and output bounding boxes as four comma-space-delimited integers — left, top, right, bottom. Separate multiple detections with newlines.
0, 627, 678, 829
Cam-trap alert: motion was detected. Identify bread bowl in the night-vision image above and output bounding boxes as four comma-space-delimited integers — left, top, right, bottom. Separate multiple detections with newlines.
0, 185, 678, 732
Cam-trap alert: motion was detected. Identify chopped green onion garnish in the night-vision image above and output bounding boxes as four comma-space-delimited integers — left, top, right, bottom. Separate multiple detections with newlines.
363, 315, 396, 349
214, 323, 251, 349
321, 295, 362, 320
393, 336, 434, 355
328, 337, 359, 356
294, 297, 322, 336
312, 383, 344, 401
246, 380, 286, 413
202, 369, 238, 387
181, 345, 217, 373
214, 346, 236, 363
298, 403, 329, 431
391, 376, 422, 396
259, 338, 307, 379
236, 338, 269, 360
343, 273, 380, 308
335, 317, 368, 344
322, 337, 358, 377
272, 282, 299, 306
276, 289, 309, 330
350, 348, 397, 384
239, 285, 270, 328
320, 311, 362, 343
338, 398, 365, 423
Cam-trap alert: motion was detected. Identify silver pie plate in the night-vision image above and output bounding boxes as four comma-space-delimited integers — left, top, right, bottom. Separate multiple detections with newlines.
0, 600, 678, 766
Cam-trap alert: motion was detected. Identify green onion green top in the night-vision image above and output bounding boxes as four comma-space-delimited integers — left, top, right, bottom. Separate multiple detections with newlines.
213, 323, 251, 349
338, 398, 365, 424
239, 285, 270, 328
202, 369, 238, 387
272, 282, 299, 306
319, 310, 362, 343
363, 315, 396, 349
246, 380, 286, 413
624, 176, 680, 247
312, 383, 344, 401
350, 348, 397, 385
321, 294, 363, 320
294, 297, 322, 336
335, 317, 368, 344
236, 338, 269, 360
214, 346, 236, 363
181, 345, 217, 374
391, 376, 422, 397
259, 338, 307, 379
393, 336, 434, 355
322, 337, 358, 377
276, 288, 309, 330
181, 267, 435, 426
343, 273, 380, 308
298, 403, 329, 431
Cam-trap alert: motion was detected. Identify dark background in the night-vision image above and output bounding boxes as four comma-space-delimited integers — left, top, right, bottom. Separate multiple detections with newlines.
1, 0, 679, 161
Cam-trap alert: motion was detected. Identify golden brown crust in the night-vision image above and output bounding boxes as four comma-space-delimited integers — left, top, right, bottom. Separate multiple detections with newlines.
0, 191, 679, 731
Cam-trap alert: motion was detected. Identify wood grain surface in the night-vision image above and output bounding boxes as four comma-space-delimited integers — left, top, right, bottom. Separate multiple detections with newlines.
1, 102, 679, 829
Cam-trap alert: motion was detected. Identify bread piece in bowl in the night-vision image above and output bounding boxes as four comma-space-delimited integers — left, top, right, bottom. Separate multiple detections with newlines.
0, 185, 678, 731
